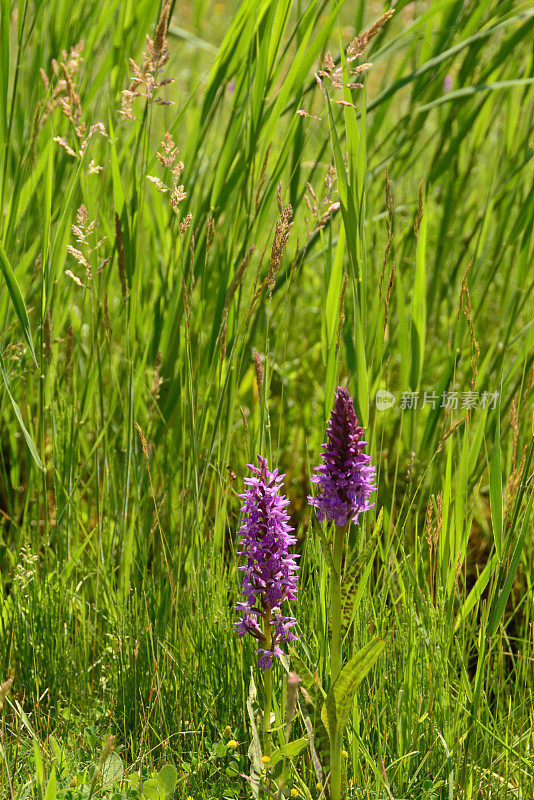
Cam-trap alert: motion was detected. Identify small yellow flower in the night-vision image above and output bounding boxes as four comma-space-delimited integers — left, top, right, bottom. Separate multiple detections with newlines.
291, 789, 299, 798
223, 725, 232, 736
227, 739, 238, 750
186, 797, 195, 800
316, 784, 322, 791
341, 749, 349, 758
262, 755, 271, 764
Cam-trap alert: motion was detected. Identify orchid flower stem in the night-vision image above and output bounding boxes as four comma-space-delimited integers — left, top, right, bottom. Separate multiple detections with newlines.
330, 523, 347, 800
331, 523, 346, 684
262, 607, 273, 756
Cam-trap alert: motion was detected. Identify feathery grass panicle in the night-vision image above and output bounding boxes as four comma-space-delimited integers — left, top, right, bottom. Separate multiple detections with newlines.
268, 186, 293, 292
254, 349, 264, 398
119, 0, 174, 119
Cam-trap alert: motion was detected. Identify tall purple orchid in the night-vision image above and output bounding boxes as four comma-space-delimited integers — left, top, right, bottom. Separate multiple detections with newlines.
308, 386, 377, 800
309, 386, 376, 526
235, 455, 299, 670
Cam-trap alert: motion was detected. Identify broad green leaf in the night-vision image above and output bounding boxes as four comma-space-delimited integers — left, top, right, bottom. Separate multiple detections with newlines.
34, 740, 45, 786
322, 638, 385, 741
102, 752, 124, 785
141, 778, 162, 800
44, 768, 56, 800
268, 737, 308, 767
340, 509, 382, 640
156, 764, 177, 797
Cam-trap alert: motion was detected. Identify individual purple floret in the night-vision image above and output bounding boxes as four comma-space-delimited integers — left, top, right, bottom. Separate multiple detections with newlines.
309, 386, 376, 527
235, 456, 299, 670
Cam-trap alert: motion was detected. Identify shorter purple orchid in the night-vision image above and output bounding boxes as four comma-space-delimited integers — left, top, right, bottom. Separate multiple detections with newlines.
309, 386, 376, 527
235, 456, 299, 669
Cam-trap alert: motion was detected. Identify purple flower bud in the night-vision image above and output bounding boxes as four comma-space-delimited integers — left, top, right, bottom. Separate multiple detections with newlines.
309, 387, 376, 527
235, 456, 300, 669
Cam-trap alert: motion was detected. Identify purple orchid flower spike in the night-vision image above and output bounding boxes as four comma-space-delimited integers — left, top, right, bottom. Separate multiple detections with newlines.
235, 455, 299, 669
309, 386, 376, 527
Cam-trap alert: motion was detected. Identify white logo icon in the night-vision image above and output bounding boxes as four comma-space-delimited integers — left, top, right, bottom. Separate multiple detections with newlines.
375, 390, 396, 411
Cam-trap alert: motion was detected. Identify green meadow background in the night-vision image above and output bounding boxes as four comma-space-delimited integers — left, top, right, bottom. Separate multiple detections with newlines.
0, 0, 533, 798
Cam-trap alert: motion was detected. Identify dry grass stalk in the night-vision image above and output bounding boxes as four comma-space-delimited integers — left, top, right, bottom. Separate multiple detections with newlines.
206, 216, 216, 251
319, 10, 394, 92
35, 42, 107, 168
303, 176, 340, 236
454, 551, 463, 592
268, 185, 293, 291
67, 205, 106, 284
119, 0, 174, 119
171, 184, 187, 213
34, 42, 84, 145
284, 672, 301, 740
157, 131, 179, 167
425, 499, 434, 558
436, 418, 465, 453
135, 421, 150, 463
458, 260, 480, 389
414, 180, 423, 242
179, 213, 193, 235
189, 235, 196, 281
182, 276, 191, 329
114, 214, 128, 299
504, 398, 527, 517
254, 350, 264, 398
426, 493, 443, 602
383, 260, 396, 333
348, 10, 396, 61
239, 405, 249, 448
148, 132, 188, 220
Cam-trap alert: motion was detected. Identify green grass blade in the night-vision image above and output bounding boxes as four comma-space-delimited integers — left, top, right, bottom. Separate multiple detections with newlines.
0, 240, 37, 365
